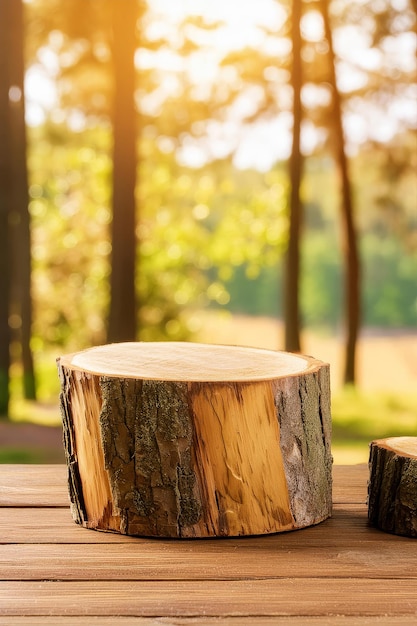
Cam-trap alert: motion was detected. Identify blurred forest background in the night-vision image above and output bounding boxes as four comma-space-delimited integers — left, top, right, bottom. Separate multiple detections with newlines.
0, 0, 416, 464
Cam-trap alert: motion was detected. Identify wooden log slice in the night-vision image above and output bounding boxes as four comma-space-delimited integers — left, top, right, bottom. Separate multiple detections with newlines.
368, 437, 417, 538
57, 342, 332, 538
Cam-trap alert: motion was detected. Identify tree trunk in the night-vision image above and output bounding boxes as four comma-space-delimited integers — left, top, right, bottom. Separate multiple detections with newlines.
284, 0, 303, 353
320, 0, 360, 385
107, 0, 138, 342
368, 437, 417, 537
58, 342, 332, 538
0, 0, 11, 416
8, 0, 36, 400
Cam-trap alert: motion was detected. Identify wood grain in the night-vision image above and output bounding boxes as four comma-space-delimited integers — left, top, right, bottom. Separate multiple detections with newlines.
2, 464, 417, 624
1, 535, 415, 580
0, 464, 68, 507
62, 341, 314, 381
332, 464, 368, 504
1, 579, 416, 617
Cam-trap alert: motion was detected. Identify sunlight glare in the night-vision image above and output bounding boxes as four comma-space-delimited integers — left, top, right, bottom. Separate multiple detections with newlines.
150, 0, 287, 54
151, 0, 286, 30
25, 65, 57, 126
177, 142, 207, 169
301, 10, 324, 43
233, 115, 292, 171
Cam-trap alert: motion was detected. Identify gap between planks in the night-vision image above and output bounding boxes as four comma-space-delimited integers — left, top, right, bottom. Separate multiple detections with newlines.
1, 512, 416, 582
1, 613, 415, 624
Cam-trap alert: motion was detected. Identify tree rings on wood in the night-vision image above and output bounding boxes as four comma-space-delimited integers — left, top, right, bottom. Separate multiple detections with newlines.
57, 342, 332, 538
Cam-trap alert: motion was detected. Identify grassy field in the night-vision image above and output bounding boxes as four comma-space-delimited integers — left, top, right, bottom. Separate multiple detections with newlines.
2, 311, 416, 464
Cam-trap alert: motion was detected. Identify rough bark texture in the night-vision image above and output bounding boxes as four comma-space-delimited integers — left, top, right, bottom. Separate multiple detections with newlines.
368, 437, 417, 538
58, 342, 332, 538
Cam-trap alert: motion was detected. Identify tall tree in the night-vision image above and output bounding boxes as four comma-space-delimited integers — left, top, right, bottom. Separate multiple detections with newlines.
20, 0, 137, 344
8, 0, 37, 399
0, 0, 36, 416
284, 0, 303, 353
107, 0, 139, 342
0, 0, 12, 416
26, 0, 142, 343
319, 0, 360, 384
23, 0, 415, 362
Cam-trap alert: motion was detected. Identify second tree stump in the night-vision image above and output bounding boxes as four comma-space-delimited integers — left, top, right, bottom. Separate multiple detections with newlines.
58, 342, 332, 538
368, 437, 417, 537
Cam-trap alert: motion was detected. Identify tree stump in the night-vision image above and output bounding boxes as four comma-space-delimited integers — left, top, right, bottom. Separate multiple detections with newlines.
368, 437, 417, 538
57, 342, 332, 538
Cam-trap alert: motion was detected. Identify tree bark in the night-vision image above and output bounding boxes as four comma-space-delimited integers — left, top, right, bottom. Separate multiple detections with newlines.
284, 0, 303, 353
58, 342, 332, 538
368, 437, 417, 538
320, 0, 361, 385
107, 0, 138, 342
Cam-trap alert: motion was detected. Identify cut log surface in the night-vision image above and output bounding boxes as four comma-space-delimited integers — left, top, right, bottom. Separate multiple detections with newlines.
368, 437, 417, 538
57, 342, 332, 538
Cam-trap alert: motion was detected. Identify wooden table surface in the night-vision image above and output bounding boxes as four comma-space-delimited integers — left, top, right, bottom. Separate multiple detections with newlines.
0, 464, 416, 625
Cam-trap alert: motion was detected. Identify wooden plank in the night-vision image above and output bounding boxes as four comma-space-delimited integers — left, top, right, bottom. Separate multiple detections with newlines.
0, 504, 372, 544
1, 529, 415, 581
0, 464, 368, 507
0, 507, 129, 544
3, 617, 416, 626
0, 465, 68, 507
0, 579, 416, 617
332, 465, 368, 504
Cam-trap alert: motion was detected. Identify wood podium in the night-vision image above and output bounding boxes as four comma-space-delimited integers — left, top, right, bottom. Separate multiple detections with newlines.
57, 342, 332, 538
368, 436, 417, 538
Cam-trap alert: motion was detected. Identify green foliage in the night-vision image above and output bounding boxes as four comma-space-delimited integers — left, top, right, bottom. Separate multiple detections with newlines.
222, 228, 416, 329
352, 135, 417, 248
0, 449, 42, 463
26, 114, 416, 360
362, 235, 417, 327
26, 122, 289, 348
0, 447, 61, 463
28, 123, 112, 351
333, 387, 417, 439
21, 0, 416, 352
9, 350, 60, 426
300, 231, 342, 329
223, 265, 282, 317
138, 153, 287, 340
